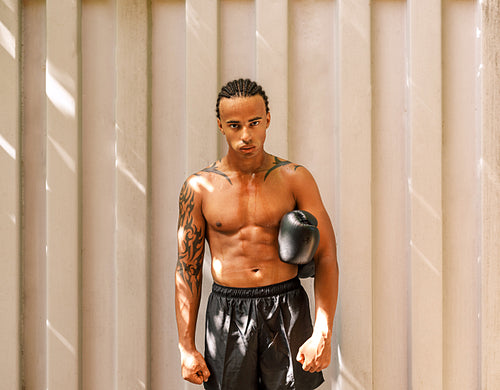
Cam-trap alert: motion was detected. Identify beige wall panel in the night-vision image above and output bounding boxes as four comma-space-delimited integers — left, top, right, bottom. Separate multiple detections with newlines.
218, 0, 254, 158
46, 0, 80, 388
220, 0, 255, 81
0, 0, 20, 388
150, 1, 187, 389
81, 1, 116, 389
4, 2, 500, 389
336, 1, 373, 388
371, 2, 408, 389
289, 0, 336, 201
186, 0, 218, 170
21, 2, 48, 389
256, 0, 288, 158
115, 1, 150, 388
442, 1, 480, 389
407, 1, 443, 388
480, 1, 500, 388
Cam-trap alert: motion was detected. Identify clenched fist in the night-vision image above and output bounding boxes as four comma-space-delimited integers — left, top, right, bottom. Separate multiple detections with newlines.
296, 332, 331, 373
180, 349, 211, 385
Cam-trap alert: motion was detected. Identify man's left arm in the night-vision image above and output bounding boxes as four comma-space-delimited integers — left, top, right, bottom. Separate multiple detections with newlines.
292, 167, 339, 372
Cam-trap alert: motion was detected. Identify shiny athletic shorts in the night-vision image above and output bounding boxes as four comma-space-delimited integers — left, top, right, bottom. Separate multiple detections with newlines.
204, 277, 324, 390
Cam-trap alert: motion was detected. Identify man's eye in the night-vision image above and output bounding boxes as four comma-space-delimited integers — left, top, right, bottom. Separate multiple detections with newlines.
250, 121, 260, 126
229, 124, 239, 129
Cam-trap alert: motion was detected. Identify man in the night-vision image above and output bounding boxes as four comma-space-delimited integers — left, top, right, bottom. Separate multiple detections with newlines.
175, 79, 338, 389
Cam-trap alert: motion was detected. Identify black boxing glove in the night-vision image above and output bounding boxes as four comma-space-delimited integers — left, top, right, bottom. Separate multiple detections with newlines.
278, 210, 320, 278
297, 261, 316, 279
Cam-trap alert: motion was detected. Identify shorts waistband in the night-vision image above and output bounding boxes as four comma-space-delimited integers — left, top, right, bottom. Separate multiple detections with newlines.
212, 277, 301, 298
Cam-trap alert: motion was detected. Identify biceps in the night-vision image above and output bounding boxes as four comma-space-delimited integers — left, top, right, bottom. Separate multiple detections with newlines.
294, 180, 336, 253
177, 223, 205, 266
177, 222, 205, 295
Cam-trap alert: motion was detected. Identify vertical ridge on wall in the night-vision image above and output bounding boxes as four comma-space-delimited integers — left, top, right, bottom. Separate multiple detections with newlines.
219, 0, 255, 81
0, 0, 20, 388
407, 0, 443, 388
289, 0, 336, 182
442, 1, 480, 388
21, 2, 48, 389
186, 0, 218, 173
336, 1, 373, 388
81, 0, 117, 389
147, 2, 153, 388
480, 1, 500, 388
218, 0, 255, 159
371, 2, 408, 389
115, 1, 149, 388
46, 0, 81, 388
256, 0, 288, 158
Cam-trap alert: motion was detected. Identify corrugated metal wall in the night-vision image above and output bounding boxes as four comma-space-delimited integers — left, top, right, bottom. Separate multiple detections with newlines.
1, 1, 499, 389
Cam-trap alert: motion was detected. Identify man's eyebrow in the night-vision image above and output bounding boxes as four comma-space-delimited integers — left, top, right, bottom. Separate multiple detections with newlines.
225, 117, 262, 124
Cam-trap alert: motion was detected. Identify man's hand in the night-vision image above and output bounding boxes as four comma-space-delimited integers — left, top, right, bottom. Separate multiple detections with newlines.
180, 349, 211, 385
296, 332, 331, 372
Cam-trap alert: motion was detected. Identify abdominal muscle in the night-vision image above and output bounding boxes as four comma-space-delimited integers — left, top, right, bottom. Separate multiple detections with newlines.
207, 226, 298, 288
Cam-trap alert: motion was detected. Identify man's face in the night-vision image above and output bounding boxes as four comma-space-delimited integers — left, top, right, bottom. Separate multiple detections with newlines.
217, 95, 271, 158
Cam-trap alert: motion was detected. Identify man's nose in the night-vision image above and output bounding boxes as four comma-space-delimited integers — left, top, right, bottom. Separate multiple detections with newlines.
241, 127, 252, 143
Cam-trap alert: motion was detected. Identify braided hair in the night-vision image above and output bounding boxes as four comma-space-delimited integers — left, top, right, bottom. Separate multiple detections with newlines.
216, 78, 269, 119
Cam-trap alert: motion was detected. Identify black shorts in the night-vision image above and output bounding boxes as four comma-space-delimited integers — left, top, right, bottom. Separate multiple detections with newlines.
204, 277, 324, 390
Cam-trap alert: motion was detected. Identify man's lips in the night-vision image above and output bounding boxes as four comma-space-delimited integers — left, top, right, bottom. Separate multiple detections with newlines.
240, 145, 255, 153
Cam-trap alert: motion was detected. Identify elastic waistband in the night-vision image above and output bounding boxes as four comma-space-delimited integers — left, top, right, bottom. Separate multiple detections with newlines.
212, 277, 301, 298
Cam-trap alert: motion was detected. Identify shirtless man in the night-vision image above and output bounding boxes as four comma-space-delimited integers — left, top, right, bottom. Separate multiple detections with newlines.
175, 79, 339, 389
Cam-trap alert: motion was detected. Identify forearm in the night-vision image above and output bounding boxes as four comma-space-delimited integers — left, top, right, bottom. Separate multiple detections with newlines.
313, 255, 339, 339
175, 271, 202, 353
296, 254, 338, 371
175, 268, 211, 384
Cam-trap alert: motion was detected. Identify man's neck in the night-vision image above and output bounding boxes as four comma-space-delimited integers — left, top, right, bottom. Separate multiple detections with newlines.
223, 150, 270, 176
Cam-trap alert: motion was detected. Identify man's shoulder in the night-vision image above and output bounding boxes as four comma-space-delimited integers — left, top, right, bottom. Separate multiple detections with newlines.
263, 155, 309, 181
192, 160, 232, 185
180, 161, 232, 193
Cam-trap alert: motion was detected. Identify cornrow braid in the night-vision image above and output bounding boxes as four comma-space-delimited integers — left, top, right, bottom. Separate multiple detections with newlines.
216, 78, 269, 119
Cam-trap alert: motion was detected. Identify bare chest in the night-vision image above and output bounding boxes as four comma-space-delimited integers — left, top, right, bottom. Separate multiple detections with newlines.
202, 176, 296, 233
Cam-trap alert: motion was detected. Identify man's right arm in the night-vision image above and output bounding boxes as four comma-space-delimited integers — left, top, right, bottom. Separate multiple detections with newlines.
175, 178, 210, 384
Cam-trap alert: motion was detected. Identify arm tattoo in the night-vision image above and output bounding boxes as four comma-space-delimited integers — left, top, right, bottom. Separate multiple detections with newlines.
196, 162, 232, 185
264, 156, 303, 181
177, 181, 205, 295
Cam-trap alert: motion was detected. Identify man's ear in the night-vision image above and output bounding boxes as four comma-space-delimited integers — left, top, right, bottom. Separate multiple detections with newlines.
217, 118, 225, 135
265, 112, 271, 129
